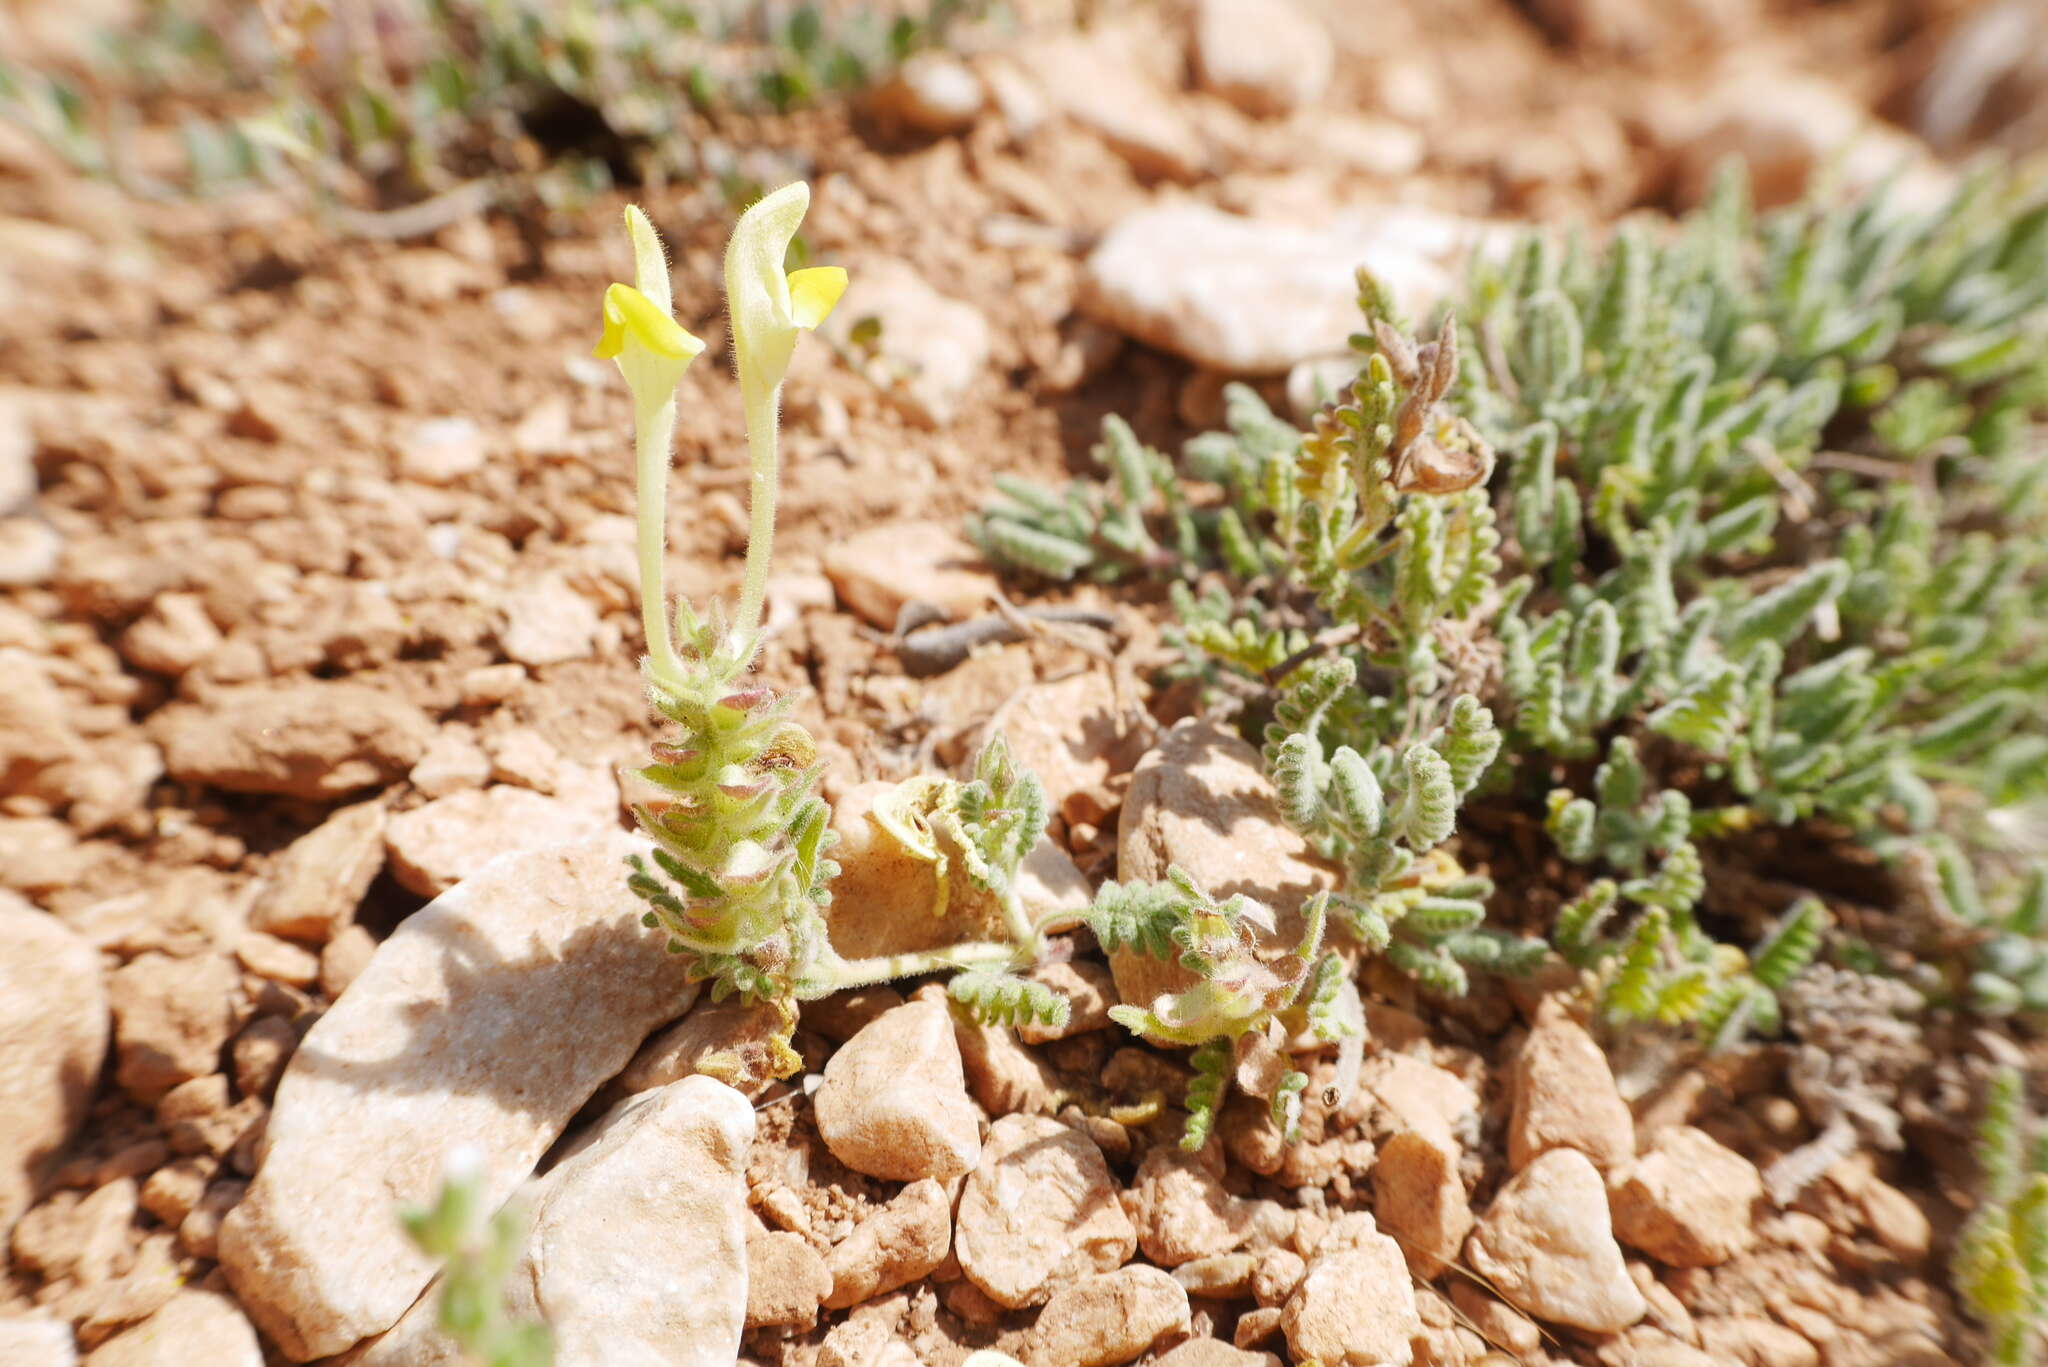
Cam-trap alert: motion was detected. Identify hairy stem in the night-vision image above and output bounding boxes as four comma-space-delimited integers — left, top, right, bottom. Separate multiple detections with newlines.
998, 888, 1040, 958
827, 940, 1022, 991
734, 372, 780, 656
636, 396, 683, 688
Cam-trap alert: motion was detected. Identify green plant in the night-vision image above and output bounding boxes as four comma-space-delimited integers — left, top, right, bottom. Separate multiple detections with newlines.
1916, 837, 2048, 1015
1956, 1067, 2048, 1366
2, 0, 989, 206
1267, 660, 1542, 996
1556, 881, 1824, 1043
1464, 162, 2048, 830
607, 187, 1064, 1066
967, 415, 1198, 582
401, 1153, 552, 1367
986, 292, 1543, 1010
1084, 869, 1348, 1148
875, 735, 1070, 1033
1463, 165, 2048, 1033
974, 302, 1534, 1145
973, 165, 2048, 1047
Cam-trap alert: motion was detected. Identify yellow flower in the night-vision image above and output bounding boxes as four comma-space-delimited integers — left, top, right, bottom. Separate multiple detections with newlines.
594, 205, 705, 423
724, 182, 848, 399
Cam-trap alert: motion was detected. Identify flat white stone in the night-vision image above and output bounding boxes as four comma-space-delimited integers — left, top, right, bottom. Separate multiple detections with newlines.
353, 1077, 754, 1367
0, 1313, 76, 1367
1081, 203, 1495, 374
219, 832, 697, 1360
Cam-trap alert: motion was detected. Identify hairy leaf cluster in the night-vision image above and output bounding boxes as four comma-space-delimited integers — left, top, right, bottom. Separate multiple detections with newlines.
1085, 867, 1352, 1149
974, 160, 2048, 1055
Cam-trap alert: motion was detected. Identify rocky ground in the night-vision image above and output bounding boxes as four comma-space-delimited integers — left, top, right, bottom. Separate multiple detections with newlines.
1, 0, 2041, 1364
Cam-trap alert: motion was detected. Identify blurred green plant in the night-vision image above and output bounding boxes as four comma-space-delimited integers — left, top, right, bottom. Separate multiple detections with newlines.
401, 1152, 552, 1367
1956, 1067, 2048, 1367
0, 0, 992, 207
1556, 880, 1825, 1043
1916, 836, 2048, 1016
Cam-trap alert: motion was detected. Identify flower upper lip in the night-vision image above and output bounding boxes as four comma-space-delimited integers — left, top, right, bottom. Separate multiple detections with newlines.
725, 182, 848, 395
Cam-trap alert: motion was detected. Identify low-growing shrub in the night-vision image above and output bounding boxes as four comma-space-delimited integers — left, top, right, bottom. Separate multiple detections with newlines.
974, 161, 2048, 1049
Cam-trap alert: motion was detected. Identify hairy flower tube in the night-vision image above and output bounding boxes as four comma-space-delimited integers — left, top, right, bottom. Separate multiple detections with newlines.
723, 181, 847, 652
594, 204, 707, 689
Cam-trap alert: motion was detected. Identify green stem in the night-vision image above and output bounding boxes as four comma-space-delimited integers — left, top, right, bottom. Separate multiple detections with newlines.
636, 396, 683, 688
734, 372, 780, 656
826, 940, 1022, 991
998, 887, 1040, 957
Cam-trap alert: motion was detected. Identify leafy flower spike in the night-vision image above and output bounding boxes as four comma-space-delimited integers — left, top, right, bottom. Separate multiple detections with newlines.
724, 182, 847, 645
596, 205, 705, 688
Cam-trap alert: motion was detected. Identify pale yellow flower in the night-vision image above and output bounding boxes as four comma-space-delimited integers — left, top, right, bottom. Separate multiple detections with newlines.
723, 182, 847, 645
724, 182, 848, 400
593, 205, 706, 424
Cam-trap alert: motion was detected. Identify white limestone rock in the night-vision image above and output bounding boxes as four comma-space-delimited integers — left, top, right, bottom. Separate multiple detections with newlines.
355, 1077, 754, 1367
1081, 204, 1487, 374
1465, 1148, 1646, 1333
814, 999, 981, 1183
218, 832, 698, 1360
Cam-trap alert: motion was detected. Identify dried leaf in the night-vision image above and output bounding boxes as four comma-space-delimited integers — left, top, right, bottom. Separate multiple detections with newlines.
1373, 318, 1419, 387
1393, 426, 1492, 495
